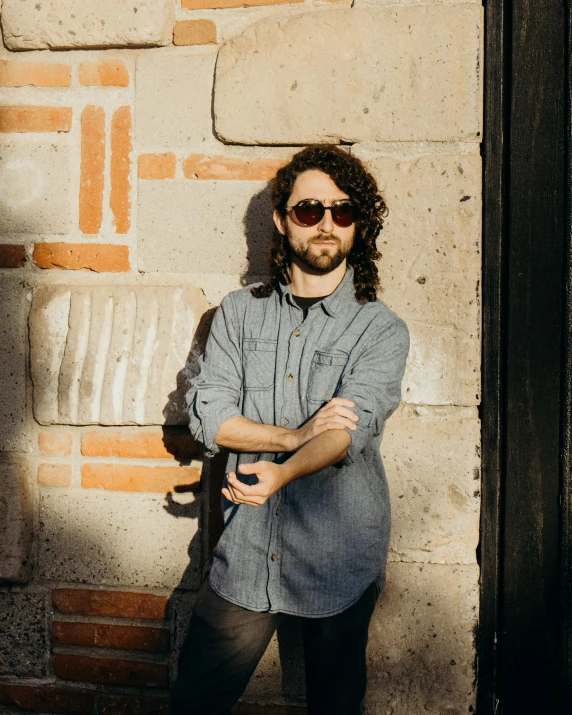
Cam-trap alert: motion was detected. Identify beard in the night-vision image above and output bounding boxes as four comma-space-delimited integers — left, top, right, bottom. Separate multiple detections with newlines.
287, 230, 352, 275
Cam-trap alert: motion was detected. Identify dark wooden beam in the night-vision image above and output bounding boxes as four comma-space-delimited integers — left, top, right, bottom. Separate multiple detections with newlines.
500, 0, 567, 709
478, 0, 508, 710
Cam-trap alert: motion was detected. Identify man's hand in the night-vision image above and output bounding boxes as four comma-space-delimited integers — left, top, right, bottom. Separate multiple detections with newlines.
222, 462, 287, 506
289, 397, 358, 451
222, 428, 353, 507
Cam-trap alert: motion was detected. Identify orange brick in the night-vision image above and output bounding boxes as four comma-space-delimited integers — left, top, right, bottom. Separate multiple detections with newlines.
174, 20, 217, 46
32, 243, 130, 272
52, 621, 169, 653
0, 106, 72, 133
110, 106, 132, 234
0, 61, 71, 87
81, 429, 198, 460
183, 154, 287, 181
53, 653, 168, 688
52, 588, 168, 620
138, 153, 177, 180
38, 463, 72, 487
0, 684, 95, 715
0, 244, 26, 268
39, 432, 73, 457
79, 105, 105, 234
79, 61, 129, 87
183, 0, 301, 8
81, 463, 201, 493
100, 695, 169, 715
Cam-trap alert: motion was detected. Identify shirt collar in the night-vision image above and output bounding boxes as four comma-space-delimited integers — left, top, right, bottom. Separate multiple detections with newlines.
278, 265, 356, 318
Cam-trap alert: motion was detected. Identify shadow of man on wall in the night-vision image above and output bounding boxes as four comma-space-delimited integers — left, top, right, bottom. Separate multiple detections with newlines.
162, 182, 306, 706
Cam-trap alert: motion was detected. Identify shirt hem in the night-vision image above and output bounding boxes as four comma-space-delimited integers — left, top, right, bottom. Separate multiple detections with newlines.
208, 575, 380, 619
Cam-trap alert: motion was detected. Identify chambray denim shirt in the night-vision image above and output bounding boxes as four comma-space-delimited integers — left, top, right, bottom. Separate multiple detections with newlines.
187, 268, 409, 617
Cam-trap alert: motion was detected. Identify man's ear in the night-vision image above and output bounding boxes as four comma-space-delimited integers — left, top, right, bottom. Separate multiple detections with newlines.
273, 209, 287, 236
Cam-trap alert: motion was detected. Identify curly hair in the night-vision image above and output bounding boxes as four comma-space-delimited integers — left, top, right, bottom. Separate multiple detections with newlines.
251, 144, 387, 303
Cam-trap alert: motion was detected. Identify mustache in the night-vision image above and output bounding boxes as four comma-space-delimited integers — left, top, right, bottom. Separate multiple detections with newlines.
308, 235, 341, 245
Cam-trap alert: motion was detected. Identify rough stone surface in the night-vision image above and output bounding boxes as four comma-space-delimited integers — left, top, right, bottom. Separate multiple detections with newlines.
29, 284, 207, 425
365, 561, 478, 714
0, 278, 26, 453
0, 459, 34, 584
138, 179, 273, 277
383, 405, 480, 564
136, 51, 217, 148
0, 594, 48, 677
1, 0, 175, 50
39, 489, 201, 589
352, 147, 482, 406
214, 6, 483, 144
0, 136, 70, 234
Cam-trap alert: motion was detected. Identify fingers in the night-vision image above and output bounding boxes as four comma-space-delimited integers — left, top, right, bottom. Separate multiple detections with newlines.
321, 405, 359, 422
327, 397, 356, 408
321, 416, 358, 431
223, 472, 267, 507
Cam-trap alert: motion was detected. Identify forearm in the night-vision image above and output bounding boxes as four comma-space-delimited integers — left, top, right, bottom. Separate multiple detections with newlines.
281, 429, 351, 484
214, 416, 296, 453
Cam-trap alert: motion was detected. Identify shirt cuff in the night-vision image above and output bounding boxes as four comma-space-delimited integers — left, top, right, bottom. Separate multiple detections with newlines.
343, 404, 374, 465
191, 397, 242, 458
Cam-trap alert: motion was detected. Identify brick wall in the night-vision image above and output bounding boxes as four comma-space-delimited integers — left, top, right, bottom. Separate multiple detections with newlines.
0, 1, 482, 713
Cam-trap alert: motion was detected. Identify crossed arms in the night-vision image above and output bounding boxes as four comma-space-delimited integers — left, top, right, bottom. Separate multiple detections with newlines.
215, 399, 358, 507
188, 294, 410, 508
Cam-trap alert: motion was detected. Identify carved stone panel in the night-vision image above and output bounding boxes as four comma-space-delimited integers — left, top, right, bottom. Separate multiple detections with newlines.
29, 285, 208, 426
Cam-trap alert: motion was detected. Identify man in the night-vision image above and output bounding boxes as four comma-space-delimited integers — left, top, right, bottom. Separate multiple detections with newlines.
171, 145, 409, 714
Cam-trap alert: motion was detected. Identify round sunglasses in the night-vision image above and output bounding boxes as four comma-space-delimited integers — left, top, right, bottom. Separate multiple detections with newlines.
286, 199, 356, 228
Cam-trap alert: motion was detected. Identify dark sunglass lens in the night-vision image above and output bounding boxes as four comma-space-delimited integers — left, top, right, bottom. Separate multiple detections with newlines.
293, 201, 324, 226
331, 202, 355, 227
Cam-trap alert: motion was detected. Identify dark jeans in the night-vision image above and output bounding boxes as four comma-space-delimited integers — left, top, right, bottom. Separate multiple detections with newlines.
170, 579, 379, 715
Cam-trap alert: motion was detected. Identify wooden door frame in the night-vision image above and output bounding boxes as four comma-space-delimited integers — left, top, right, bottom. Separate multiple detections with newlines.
478, 0, 571, 711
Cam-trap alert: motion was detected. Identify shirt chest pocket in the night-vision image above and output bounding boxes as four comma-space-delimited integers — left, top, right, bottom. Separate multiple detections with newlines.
242, 338, 277, 390
307, 350, 348, 404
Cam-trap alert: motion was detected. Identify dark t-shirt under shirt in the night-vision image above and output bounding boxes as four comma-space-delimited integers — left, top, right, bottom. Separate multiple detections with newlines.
291, 294, 330, 320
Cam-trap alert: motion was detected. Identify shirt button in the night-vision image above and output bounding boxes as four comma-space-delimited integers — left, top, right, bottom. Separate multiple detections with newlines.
271, 553, 277, 561
276, 508, 280, 515
287, 374, 294, 382
283, 418, 289, 426
294, 330, 301, 337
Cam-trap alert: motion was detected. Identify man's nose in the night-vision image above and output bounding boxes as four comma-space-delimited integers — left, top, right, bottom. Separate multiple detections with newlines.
318, 208, 334, 233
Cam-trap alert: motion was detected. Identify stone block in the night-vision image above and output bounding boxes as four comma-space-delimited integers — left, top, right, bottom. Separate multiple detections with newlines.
365, 561, 478, 714
0, 278, 26, 452
137, 179, 273, 276
214, 6, 483, 144
352, 147, 482, 406
0, 594, 48, 677
29, 284, 207, 425
0, 459, 34, 584
1, 0, 175, 50
135, 51, 217, 148
0, 135, 70, 234
39, 489, 201, 589
383, 405, 480, 564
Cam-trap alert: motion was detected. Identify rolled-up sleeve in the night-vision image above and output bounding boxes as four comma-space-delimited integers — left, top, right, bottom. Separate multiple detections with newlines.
334, 317, 409, 464
186, 295, 243, 457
